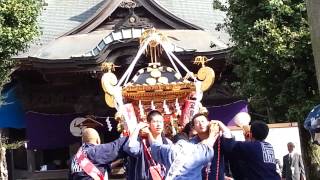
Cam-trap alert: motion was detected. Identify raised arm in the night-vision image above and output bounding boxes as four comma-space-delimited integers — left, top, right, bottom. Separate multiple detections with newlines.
201, 122, 220, 147
212, 120, 251, 158
123, 122, 149, 157
213, 120, 232, 139
88, 136, 128, 165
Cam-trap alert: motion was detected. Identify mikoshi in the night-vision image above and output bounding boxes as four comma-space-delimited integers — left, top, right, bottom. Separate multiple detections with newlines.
101, 28, 215, 137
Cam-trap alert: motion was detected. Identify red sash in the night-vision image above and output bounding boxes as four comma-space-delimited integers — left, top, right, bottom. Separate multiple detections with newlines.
75, 148, 105, 180
204, 137, 221, 180
142, 140, 164, 180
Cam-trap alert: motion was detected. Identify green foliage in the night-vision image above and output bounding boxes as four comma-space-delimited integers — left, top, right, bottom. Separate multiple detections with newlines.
310, 143, 320, 166
0, 0, 41, 94
0, 136, 25, 150
214, 0, 319, 122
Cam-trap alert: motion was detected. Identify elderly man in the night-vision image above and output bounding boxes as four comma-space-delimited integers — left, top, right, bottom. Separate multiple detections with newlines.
282, 142, 305, 180
70, 128, 127, 180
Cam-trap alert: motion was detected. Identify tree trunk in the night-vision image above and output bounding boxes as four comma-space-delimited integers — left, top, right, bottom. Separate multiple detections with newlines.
299, 122, 320, 180
306, 0, 320, 92
0, 129, 8, 180
0, 147, 8, 180
305, 1, 320, 178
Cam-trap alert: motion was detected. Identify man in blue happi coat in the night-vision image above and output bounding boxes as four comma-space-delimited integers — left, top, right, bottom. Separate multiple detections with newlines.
189, 113, 227, 180
70, 128, 127, 180
148, 121, 220, 179
217, 120, 281, 180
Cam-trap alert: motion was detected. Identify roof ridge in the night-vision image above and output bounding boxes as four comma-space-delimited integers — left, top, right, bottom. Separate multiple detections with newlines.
63, 0, 203, 36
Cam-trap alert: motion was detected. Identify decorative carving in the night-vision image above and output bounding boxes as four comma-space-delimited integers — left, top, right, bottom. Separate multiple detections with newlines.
101, 62, 119, 72
114, 12, 153, 30
119, 0, 141, 9
129, 16, 136, 23
194, 56, 212, 67
194, 56, 215, 91
140, 28, 167, 63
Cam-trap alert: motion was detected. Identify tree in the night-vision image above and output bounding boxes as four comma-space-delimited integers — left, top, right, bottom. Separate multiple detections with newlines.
213, 0, 320, 178
0, 129, 26, 179
0, 0, 41, 179
0, 0, 41, 93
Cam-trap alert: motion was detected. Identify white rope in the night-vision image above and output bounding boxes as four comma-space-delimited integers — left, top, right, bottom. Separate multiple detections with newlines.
113, 86, 124, 111
193, 81, 203, 116
117, 37, 151, 87
124, 39, 150, 85
163, 43, 182, 78
161, 42, 197, 81
168, 50, 197, 81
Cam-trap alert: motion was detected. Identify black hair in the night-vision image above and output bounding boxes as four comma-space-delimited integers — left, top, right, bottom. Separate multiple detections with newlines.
250, 120, 269, 141
190, 113, 208, 126
182, 122, 192, 135
287, 142, 295, 147
146, 110, 162, 122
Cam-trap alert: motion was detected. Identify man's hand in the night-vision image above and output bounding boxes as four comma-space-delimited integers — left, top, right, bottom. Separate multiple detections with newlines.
136, 122, 150, 138
129, 122, 149, 139
209, 122, 220, 137
224, 176, 234, 180
211, 120, 227, 131
201, 122, 220, 147
211, 120, 232, 138
137, 122, 149, 130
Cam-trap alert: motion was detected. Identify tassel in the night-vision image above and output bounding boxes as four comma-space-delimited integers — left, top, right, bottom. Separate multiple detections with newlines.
163, 100, 170, 114
151, 101, 156, 110
139, 100, 145, 117
175, 98, 181, 116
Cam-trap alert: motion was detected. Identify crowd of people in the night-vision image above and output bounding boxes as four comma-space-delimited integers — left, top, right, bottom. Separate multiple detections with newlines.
69, 110, 305, 180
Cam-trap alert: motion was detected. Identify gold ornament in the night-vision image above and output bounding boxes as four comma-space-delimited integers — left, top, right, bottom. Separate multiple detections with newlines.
101, 62, 119, 72
194, 56, 210, 67
101, 72, 118, 95
140, 28, 168, 64
197, 66, 215, 91
194, 56, 215, 91
105, 93, 115, 108
101, 63, 118, 108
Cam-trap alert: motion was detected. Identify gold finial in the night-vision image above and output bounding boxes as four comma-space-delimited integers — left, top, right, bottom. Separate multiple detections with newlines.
194, 56, 213, 67
140, 28, 167, 64
101, 62, 119, 72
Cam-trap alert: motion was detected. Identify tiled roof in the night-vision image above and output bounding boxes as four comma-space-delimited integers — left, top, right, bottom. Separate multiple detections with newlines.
20, 0, 230, 58
157, 0, 225, 31
156, 0, 229, 44
37, 0, 105, 46
37, 0, 229, 45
